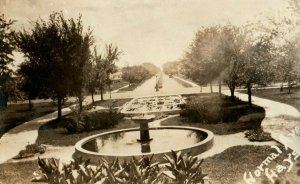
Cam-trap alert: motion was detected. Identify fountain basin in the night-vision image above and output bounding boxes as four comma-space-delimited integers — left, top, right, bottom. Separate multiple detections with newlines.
74, 126, 214, 163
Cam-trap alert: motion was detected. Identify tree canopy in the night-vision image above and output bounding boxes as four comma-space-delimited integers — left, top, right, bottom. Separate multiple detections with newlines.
16, 12, 93, 120
0, 14, 20, 107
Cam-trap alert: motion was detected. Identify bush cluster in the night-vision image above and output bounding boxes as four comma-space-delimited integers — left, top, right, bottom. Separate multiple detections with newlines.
245, 128, 273, 142
14, 144, 46, 159
180, 95, 264, 124
65, 108, 124, 133
33, 151, 207, 184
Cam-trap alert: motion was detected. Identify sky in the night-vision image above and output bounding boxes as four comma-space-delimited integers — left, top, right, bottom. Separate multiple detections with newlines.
0, 0, 292, 68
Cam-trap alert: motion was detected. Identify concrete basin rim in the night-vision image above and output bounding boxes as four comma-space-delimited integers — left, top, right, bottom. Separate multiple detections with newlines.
75, 126, 214, 157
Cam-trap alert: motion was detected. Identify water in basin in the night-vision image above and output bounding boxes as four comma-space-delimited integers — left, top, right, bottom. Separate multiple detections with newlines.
82, 129, 206, 155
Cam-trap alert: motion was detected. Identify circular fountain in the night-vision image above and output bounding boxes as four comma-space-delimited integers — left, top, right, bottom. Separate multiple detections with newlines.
74, 95, 214, 163
74, 125, 214, 163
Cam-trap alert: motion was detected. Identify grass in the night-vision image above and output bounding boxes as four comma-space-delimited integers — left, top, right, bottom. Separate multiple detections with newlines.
118, 84, 140, 92
92, 98, 132, 108
202, 145, 300, 184
161, 116, 257, 135
36, 118, 138, 146
108, 80, 128, 91
0, 160, 41, 184
238, 86, 300, 111
172, 76, 193, 87
0, 101, 73, 138
117, 79, 150, 92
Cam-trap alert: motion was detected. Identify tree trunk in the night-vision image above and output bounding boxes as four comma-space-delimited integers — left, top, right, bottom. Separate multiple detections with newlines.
229, 86, 235, 101
100, 87, 104, 101
91, 91, 94, 104
109, 84, 112, 99
57, 95, 62, 122
4, 96, 8, 107
210, 82, 213, 93
218, 79, 222, 95
78, 94, 83, 112
288, 81, 291, 94
247, 83, 252, 107
28, 97, 32, 110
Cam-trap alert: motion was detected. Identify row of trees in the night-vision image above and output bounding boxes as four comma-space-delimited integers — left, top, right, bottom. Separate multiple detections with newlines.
0, 14, 22, 107
1, 12, 121, 121
163, 61, 179, 76
179, 20, 299, 106
121, 63, 160, 86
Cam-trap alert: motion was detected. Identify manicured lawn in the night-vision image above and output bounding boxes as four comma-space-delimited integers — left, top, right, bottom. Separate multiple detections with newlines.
117, 80, 149, 92
93, 98, 132, 108
0, 101, 72, 137
238, 87, 300, 111
172, 77, 193, 87
36, 118, 137, 146
202, 145, 299, 184
108, 80, 128, 91
0, 160, 41, 184
161, 116, 258, 135
118, 84, 139, 92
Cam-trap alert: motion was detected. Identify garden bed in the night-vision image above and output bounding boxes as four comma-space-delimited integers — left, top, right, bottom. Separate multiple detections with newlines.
121, 95, 185, 115
161, 94, 265, 135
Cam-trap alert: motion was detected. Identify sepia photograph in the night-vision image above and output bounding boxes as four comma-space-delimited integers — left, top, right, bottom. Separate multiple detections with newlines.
0, 0, 300, 183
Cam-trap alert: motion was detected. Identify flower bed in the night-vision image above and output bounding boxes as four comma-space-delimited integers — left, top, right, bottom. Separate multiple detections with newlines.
121, 95, 186, 115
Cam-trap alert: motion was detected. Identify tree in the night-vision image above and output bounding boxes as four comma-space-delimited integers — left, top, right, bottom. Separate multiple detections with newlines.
141, 62, 160, 76
182, 26, 224, 93
218, 25, 248, 99
61, 14, 93, 111
18, 59, 49, 109
16, 12, 93, 121
122, 65, 151, 86
276, 40, 300, 93
99, 44, 121, 101
87, 44, 121, 102
86, 47, 102, 104
163, 61, 179, 76
241, 35, 275, 106
0, 14, 19, 107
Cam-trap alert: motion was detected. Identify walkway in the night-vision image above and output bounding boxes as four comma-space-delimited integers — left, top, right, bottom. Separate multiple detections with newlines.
1, 75, 299, 164
227, 91, 300, 152
0, 107, 72, 164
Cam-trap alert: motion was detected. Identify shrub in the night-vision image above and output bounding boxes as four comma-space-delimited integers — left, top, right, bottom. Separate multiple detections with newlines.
163, 150, 207, 184
33, 152, 207, 184
64, 116, 81, 133
14, 144, 46, 159
65, 108, 124, 133
180, 95, 265, 124
245, 128, 273, 142
81, 108, 124, 130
